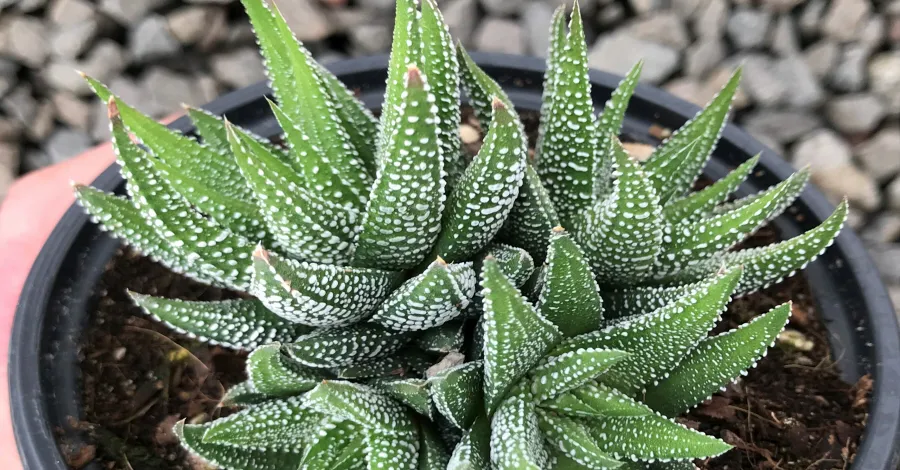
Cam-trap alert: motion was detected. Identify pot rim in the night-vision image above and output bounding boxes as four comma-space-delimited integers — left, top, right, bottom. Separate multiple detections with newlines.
10, 52, 900, 470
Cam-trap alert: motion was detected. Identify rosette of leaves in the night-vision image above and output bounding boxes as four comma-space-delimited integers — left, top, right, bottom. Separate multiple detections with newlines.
73, 0, 848, 468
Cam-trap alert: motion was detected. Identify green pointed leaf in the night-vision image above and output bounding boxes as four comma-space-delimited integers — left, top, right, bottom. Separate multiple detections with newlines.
227, 124, 360, 264
480, 243, 535, 288
315, 62, 379, 176
576, 141, 663, 286
724, 200, 847, 295
419, 422, 451, 470
202, 395, 322, 451
645, 138, 703, 205
108, 101, 254, 291
354, 66, 446, 271
644, 302, 792, 416
175, 420, 302, 470
482, 258, 563, 414
415, 320, 465, 353
421, 0, 464, 189
186, 105, 291, 165
128, 293, 305, 351
85, 77, 253, 203
585, 413, 731, 462
554, 268, 742, 395
372, 260, 476, 331
379, 0, 421, 152
73, 186, 213, 285
250, 246, 399, 327
541, 382, 652, 418
593, 63, 643, 198
338, 348, 431, 379
498, 164, 561, 265
247, 343, 330, 397
307, 381, 417, 433
713, 167, 810, 221
643, 68, 741, 200
286, 324, 411, 368
535, 6, 567, 161
537, 410, 623, 469
662, 155, 758, 223
221, 381, 269, 407
457, 44, 515, 130
367, 427, 420, 470
490, 392, 548, 470
602, 282, 697, 319
433, 100, 526, 263
371, 377, 434, 418
429, 361, 484, 430
301, 420, 367, 470
539, 228, 605, 337
447, 415, 491, 470
530, 348, 628, 402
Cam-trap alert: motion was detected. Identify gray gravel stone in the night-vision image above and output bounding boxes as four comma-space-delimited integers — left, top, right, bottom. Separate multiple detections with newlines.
211, 47, 266, 89
595, 3, 625, 27
869, 242, 900, 283
0, 84, 35, 125
855, 127, 900, 182
861, 213, 900, 244
269, 0, 333, 42
890, 178, 900, 210
167, 5, 223, 45
628, 0, 659, 16
0, 117, 22, 141
0, 58, 17, 99
51, 18, 99, 58
857, 15, 885, 51
26, 101, 54, 142
770, 15, 800, 56
99, 0, 169, 25
480, 0, 520, 16
349, 24, 392, 55
803, 40, 838, 79
130, 15, 181, 62
589, 33, 679, 84
826, 93, 886, 135
830, 44, 868, 93
0, 142, 18, 201
739, 54, 785, 107
693, 0, 728, 39
108, 76, 157, 115
798, 0, 826, 36
869, 51, 900, 115
42, 61, 87, 94
21, 148, 50, 172
793, 130, 881, 212
51, 92, 92, 132
742, 110, 821, 144
47, 0, 95, 26
89, 101, 111, 141
474, 18, 525, 55
762, 0, 803, 13
521, 1, 553, 56
774, 56, 823, 108
685, 38, 724, 78
821, 0, 871, 42
0, 15, 49, 68
442, 0, 478, 47
140, 67, 203, 115
626, 12, 690, 49
43, 128, 92, 165
727, 8, 771, 49
671, 0, 702, 17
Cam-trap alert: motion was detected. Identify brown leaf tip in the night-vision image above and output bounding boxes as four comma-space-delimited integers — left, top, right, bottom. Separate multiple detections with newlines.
435, 256, 448, 266
491, 96, 506, 110
551, 225, 566, 233
252, 244, 270, 262
107, 98, 119, 119
406, 65, 423, 87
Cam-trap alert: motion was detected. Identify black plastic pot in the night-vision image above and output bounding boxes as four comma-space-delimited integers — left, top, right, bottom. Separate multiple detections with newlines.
10, 53, 900, 470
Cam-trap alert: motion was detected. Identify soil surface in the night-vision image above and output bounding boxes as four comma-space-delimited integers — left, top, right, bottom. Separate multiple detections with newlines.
63, 109, 869, 469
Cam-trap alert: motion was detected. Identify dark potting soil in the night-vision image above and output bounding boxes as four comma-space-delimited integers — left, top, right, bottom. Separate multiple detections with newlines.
65, 109, 869, 470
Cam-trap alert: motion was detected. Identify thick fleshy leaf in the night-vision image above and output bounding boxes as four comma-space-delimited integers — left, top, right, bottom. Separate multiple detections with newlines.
712, 167, 810, 222
246, 343, 330, 397
175, 421, 302, 470
421, 0, 464, 189
585, 413, 731, 462
602, 282, 697, 319
541, 382, 652, 418
642, 68, 741, 201
593, 62, 643, 198
307, 381, 417, 436
301, 419, 367, 470
447, 415, 491, 470
724, 201, 847, 295
227, 123, 360, 264
498, 164, 561, 264
537, 410, 623, 469
186, 105, 290, 164
554, 268, 742, 395
367, 427, 420, 470
490, 392, 548, 470
661, 155, 758, 223
529, 348, 628, 402
201, 395, 322, 452
221, 381, 269, 407
457, 44, 515, 130
480, 244, 535, 288
354, 66, 446, 271
536, 7, 598, 225
371, 377, 434, 418
644, 302, 792, 416
419, 423, 451, 469
315, 62, 379, 176
429, 361, 484, 430
416, 320, 465, 353
250, 246, 399, 327
372, 260, 476, 331
337, 348, 431, 379
576, 141, 663, 286
108, 100, 254, 291
539, 228, 604, 337
379, 0, 421, 153
534, 5, 566, 160
286, 324, 411, 368
432, 99, 526, 263
482, 258, 562, 414
129, 293, 306, 351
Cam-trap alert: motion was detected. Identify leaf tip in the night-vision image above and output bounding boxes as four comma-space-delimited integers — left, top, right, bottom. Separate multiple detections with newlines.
406, 65, 423, 87
106, 98, 119, 119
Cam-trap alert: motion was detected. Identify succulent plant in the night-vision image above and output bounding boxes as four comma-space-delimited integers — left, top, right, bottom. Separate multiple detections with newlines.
74, 0, 848, 468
